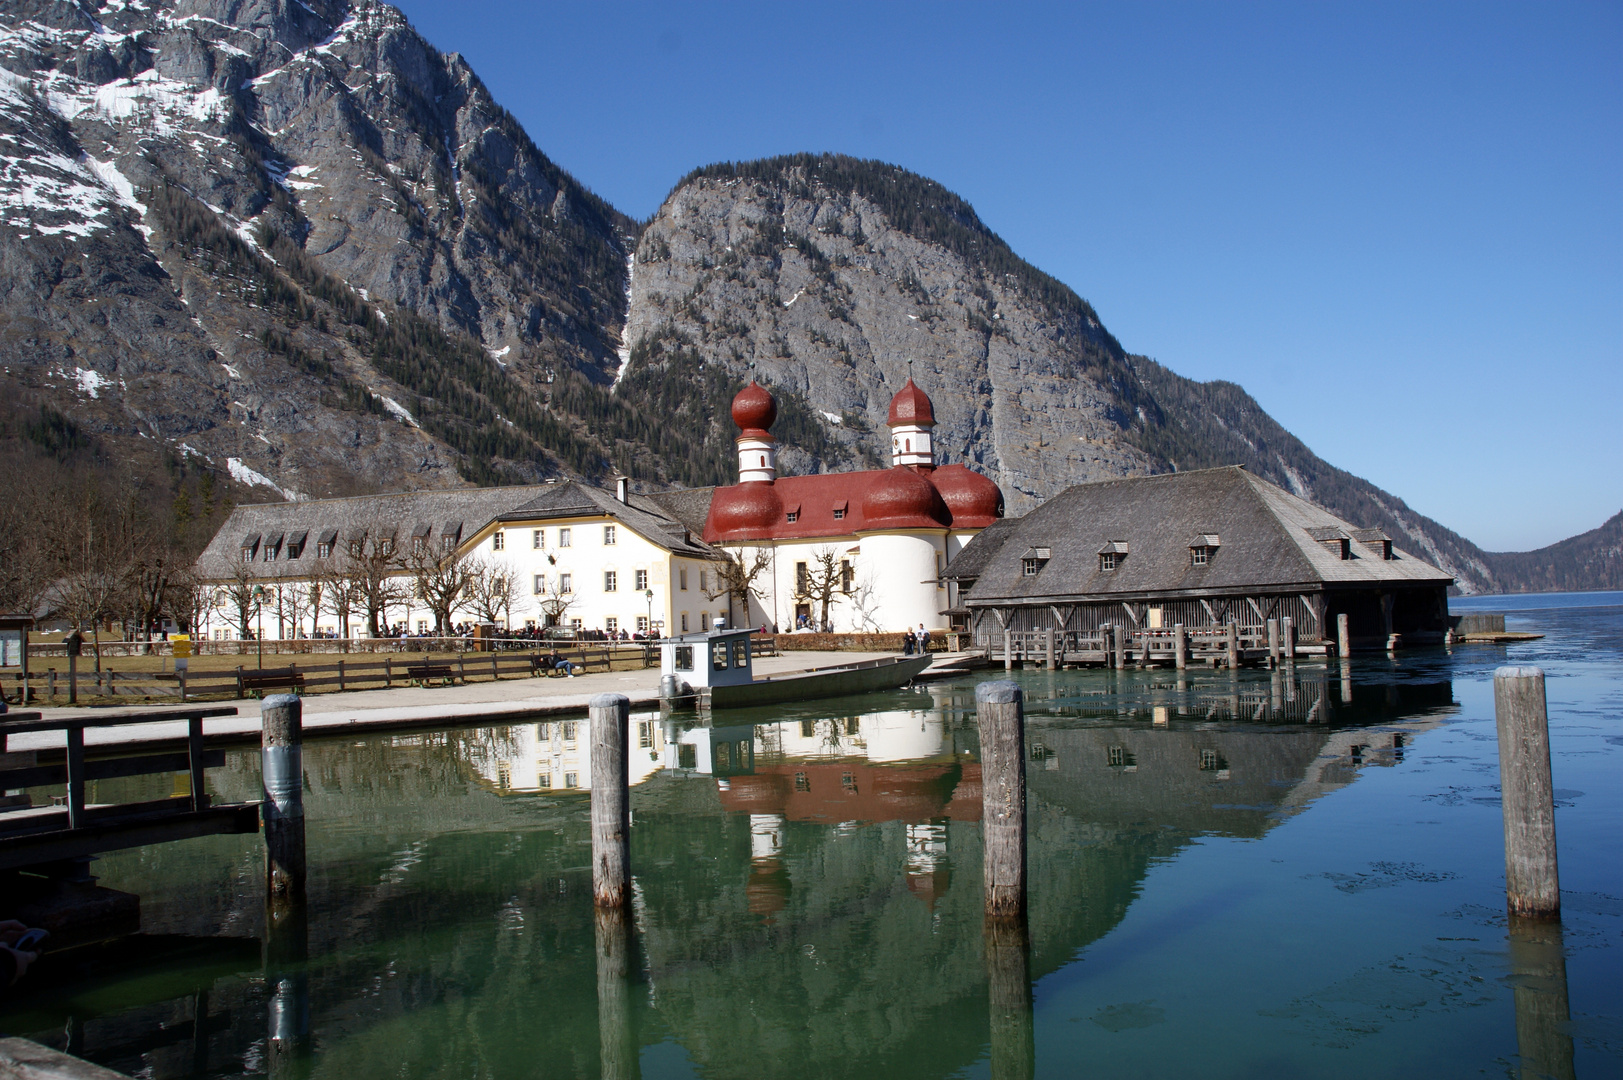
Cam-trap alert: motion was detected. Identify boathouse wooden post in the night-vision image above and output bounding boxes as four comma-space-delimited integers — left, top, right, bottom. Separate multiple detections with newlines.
1494, 666, 1560, 918
977, 681, 1026, 919
1225, 621, 1239, 669
1266, 618, 1280, 667
1044, 629, 1055, 671
1282, 616, 1295, 663
262, 694, 306, 909
1337, 613, 1351, 658
1173, 624, 1187, 670
984, 916, 1035, 1080
1003, 626, 1013, 671
590, 693, 631, 909
1113, 624, 1127, 671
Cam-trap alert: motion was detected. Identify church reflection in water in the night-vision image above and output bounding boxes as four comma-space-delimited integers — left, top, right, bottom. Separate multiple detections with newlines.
8, 670, 1469, 1080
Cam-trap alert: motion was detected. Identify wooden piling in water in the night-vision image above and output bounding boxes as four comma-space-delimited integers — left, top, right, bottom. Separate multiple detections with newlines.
984, 916, 1035, 1080
261, 694, 306, 909
1113, 624, 1127, 671
595, 906, 637, 1080
1003, 629, 1013, 671
1507, 916, 1576, 1080
1173, 624, 1187, 670
1266, 618, 1280, 668
590, 692, 631, 909
1282, 617, 1295, 664
1337, 613, 1351, 658
1044, 629, 1055, 671
977, 681, 1026, 919
1225, 621, 1239, 669
1494, 666, 1560, 919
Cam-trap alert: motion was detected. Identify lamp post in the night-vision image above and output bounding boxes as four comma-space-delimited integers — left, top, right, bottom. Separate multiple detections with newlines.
644, 589, 654, 638
253, 583, 265, 669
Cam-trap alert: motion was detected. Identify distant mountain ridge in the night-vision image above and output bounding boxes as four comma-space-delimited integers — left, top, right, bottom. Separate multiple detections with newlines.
1480, 511, 1623, 594
0, 1, 1609, 595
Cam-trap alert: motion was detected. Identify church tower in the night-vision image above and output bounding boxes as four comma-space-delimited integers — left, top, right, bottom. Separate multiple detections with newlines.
732, 381, 778, 483
887, 379, 936, 468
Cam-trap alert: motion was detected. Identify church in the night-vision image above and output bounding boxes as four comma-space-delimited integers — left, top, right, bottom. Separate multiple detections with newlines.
191, 379, 1004, 639
702, 379, 1004, 633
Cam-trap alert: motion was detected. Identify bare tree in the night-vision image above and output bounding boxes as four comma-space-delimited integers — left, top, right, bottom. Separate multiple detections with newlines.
282, 581, 315, 641
346, 527, 411, 637
846, 569, 885, 633
407, 546, 473, 633
218, 553, 262, 641
797, 546, 851, 632
535, 573, 577, 629
314, 559, 359, 640
704, 548, 772, 626
465, 557, 523, 628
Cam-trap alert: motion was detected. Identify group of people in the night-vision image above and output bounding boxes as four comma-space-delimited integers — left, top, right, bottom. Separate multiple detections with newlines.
901, 623, 933, 655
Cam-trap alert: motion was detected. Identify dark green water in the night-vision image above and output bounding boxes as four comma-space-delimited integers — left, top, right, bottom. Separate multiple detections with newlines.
5, 595, 1621, 1078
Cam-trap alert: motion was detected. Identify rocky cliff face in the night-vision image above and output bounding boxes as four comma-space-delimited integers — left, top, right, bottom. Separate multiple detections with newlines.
0, 0, 634, 498
626, 155, 1502, 592
0, 6, 1574, 592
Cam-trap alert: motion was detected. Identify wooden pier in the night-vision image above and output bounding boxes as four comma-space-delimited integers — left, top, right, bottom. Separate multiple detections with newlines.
981, 625, 1328, 669
0, 707, 260, 876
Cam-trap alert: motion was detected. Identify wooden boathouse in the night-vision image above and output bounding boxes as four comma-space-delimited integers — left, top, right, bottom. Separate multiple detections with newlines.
942, 466, 1454, 666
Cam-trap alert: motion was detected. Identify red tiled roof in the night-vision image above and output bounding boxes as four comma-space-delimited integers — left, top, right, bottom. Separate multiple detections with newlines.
705, 467, 969, 542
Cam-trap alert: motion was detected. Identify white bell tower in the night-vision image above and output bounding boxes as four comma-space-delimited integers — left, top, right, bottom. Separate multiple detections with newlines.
888, 378, 936, 468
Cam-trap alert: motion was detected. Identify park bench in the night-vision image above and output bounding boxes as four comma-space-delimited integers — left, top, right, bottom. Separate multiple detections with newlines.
406, 661, 459, 687
237, 667, 305, 698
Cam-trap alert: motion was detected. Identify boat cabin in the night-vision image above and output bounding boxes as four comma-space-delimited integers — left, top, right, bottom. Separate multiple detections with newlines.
660, 627, 757, 690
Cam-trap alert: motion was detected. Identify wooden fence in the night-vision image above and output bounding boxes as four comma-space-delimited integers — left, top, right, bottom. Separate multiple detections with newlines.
5, 642, 681, 705
978, 623, 1331, 668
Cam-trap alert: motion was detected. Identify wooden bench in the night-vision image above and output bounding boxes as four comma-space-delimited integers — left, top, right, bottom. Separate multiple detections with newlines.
236, 667, 305, 698
406, 661, 458, 687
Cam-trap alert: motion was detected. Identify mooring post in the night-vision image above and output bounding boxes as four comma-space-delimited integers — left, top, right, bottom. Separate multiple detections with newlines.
1173, 624, 1187, 671
1044, 629, 1055, 671
1225, 621, 1239, 670
590, 692, 631, 909
262, 694, 306, 910
977, 681, 1026, 919
1337, 613, 1351, 658
1282, 617, 1295, 665
1508, 917, 1576, 1080
984, 916, 1035, 1080
1113, 624, 1127, 672
264, 902, 310, 1079
1003, 628, 1013, 671
1266, 618, 1280, 667
595, 906, 637, 1080
1494, 666, 1560, 919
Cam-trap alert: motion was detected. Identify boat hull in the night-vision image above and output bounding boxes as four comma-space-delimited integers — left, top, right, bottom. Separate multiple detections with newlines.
701, 654, 933, 710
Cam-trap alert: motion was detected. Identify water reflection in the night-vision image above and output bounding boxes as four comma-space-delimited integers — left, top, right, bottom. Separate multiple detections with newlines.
11, 657, 1601, 1080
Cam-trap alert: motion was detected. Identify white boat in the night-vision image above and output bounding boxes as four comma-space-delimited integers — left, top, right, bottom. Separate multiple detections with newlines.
658, 628, 932, 710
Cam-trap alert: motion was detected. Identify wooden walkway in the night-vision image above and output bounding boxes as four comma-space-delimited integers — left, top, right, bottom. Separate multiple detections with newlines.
0, 707, 260, 873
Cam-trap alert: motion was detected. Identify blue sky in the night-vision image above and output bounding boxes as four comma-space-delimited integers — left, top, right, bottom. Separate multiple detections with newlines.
392, 0, 1621, 553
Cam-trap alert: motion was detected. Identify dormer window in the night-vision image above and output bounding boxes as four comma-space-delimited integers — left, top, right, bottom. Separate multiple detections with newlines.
1097, 541, 1128, 572
241, 534, 260, 562
1306, 526, 1351, 559
318, 542, 333, 559
286, 532, 307, 559
1021, 547, 1051, 576
1186, 533, 1219, 566
786, 511, 799, 523
1100, 553, 1119, 571
1352, 528, 1393, 560
832, 508, 845, 520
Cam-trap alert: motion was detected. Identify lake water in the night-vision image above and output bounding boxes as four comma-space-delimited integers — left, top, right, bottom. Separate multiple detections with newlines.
5, 593, 1620, 1078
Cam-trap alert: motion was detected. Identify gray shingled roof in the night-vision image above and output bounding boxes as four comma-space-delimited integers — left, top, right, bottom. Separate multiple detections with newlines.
641, 487, 715, 535
958, 466, 1453, 605
941, 517, 1022, 581
196, 481, 721, 581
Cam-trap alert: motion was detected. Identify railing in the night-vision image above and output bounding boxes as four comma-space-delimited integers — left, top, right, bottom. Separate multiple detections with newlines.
0, 706, 260, 872
977, 623, 1325, 665
6, 643, 665, 704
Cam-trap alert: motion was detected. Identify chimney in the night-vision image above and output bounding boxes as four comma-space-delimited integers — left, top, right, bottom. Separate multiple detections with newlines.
615, 476, 630, 503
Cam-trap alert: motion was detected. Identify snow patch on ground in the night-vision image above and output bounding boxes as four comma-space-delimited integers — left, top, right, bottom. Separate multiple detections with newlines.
372, 393, 420, 427
226, 457, 302, 500
821, 410, 843, 426
74, 367, 111, 398
782, 287, 805, 308
612, 249, 636, 390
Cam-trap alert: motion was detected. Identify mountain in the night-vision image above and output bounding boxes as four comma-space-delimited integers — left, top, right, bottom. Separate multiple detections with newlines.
0, 1, 1595, 597
1481, 511, 1623, 594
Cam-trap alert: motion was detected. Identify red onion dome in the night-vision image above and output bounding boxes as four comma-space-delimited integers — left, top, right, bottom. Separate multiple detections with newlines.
930, 464, 1005, 527
886, 378, 935, 427
731, 380, 777, 436
704, 482, 784, 542
860, 466, 950, 530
